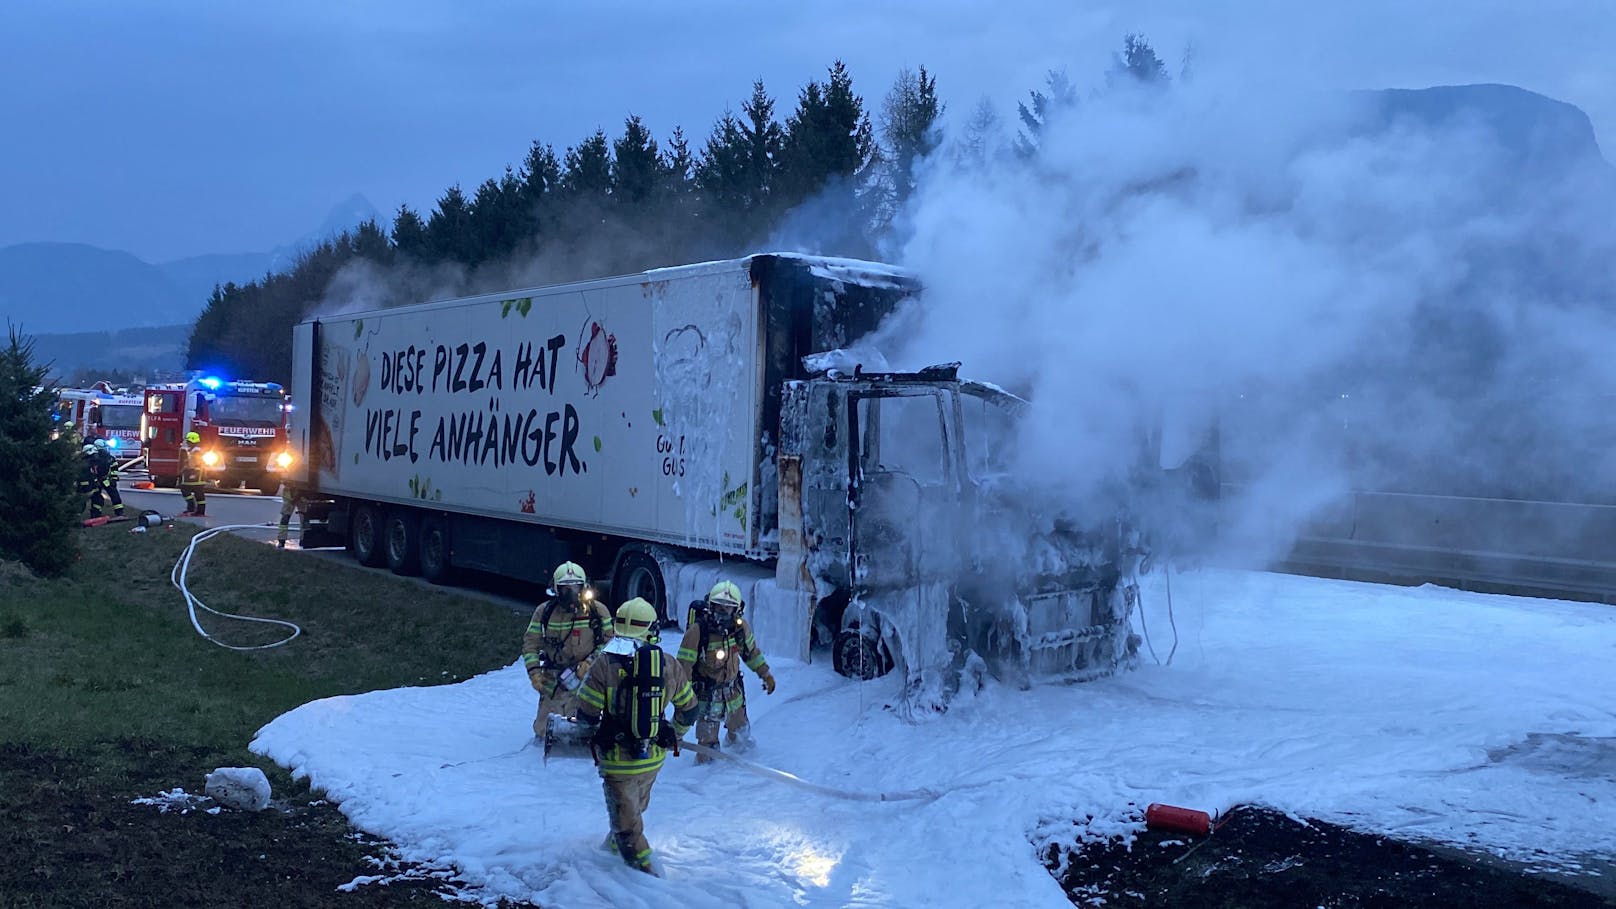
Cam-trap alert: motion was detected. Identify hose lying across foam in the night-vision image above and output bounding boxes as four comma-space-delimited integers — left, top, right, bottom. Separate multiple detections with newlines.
170, 522, 302, 651
681, 741, 942, 803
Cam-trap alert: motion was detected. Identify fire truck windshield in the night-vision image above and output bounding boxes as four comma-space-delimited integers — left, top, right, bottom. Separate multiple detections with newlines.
98, 404, 142, 430
209, 395, 284, 424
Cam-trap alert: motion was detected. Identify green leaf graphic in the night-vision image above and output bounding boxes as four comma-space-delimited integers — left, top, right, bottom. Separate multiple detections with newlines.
651, 409, 664, 426
593, 435, 603, 452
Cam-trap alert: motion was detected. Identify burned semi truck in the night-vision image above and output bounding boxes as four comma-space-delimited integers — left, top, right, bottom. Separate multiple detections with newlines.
288, 254, 1144, 705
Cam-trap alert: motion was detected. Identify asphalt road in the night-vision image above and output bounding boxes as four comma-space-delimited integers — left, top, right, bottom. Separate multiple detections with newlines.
115, 482, 284, 530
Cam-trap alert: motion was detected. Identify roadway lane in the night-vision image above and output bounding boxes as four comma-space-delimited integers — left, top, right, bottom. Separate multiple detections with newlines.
115, 482, 284, 530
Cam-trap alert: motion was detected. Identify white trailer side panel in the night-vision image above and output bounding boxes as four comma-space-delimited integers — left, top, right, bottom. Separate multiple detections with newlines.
298, 264, 763, 555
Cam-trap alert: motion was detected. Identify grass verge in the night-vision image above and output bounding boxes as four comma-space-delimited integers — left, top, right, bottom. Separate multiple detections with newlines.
0, 521, 530, 908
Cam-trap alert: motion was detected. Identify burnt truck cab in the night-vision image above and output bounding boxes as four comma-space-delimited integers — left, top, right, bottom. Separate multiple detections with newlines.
778, 359, 1143, 708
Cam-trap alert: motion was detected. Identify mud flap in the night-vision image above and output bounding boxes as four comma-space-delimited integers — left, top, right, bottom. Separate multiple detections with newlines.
542, 715, 593, 764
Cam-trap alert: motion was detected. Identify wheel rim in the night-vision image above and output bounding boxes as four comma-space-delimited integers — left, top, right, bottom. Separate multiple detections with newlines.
356, 512, 376, 554
388, 521, 407, 563
423, 529, 443, 570
837, 631, 885, 680
625, 565, 657, 602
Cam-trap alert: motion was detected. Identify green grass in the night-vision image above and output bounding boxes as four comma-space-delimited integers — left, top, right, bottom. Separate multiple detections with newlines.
1, 523, 522, 754
0, 522, 531, 908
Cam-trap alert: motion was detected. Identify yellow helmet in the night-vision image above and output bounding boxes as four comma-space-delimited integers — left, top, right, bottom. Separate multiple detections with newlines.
614, 597, 659, 641
185, 431, 201, 444
552, 561, 587, 588
707, 580, 743, 611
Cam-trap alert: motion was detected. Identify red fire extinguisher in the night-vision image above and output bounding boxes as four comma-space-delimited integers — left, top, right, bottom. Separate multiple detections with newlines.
1145, 802, 1213, 836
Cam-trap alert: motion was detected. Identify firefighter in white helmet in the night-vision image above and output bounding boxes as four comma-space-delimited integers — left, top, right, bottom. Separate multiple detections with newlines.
521, 561, 614, 736
677, 579, 776, 763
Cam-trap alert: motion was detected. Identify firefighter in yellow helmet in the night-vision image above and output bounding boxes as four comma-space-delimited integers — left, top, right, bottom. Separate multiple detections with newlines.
521, 562, 614, 736
677, 579, 776, 764
576, 597, 696, 876
178, 431, 207, 516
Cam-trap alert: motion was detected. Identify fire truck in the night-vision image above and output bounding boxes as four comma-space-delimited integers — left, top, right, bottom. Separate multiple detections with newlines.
55, 383, 146, 461
142, 377, 295, 495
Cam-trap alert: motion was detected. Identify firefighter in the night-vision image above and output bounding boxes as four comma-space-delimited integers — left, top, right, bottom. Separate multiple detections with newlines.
576, 597, 696, 876
179, 431, 207, 516
92, 439, 125, 517
677, 580, 776, 764
276, 482, 305, 549
77, 444, 103, 516
521, 562, 614, 736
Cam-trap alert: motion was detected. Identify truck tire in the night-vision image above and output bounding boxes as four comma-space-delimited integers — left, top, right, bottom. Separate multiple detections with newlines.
256, 476, 281, 497
384, 510, 421, 576
612, 549, 669, 626
350, 503, 386, 567
419, 515, 453, 585
833, 623, 893, 680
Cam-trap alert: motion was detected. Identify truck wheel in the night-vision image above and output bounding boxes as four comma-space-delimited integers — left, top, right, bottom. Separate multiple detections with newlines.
419, 516, 453, 585
834, 623, 893, 680
384, 510, 421, 576
612, 549, 668, 626
350, 503, 386, 567
256, 477, 281, 497
154, 475, 177, 489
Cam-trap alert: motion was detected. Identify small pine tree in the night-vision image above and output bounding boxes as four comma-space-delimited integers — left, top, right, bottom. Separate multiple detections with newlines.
0, 325, 82, 576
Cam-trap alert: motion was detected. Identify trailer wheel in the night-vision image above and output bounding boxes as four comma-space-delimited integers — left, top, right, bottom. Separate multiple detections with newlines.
419, 515, 452, 585
833, 623, 893, 680
612, 549, 669, 626
350, 503, 386, 567
385, 510, 421, 576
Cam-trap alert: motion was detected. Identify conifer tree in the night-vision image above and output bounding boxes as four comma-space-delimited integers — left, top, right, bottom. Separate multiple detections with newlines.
780, 61, 875, 210
425, 185, 475, 262
1014, 70, 1076, 158
879, 65, 942, 206
391, 204, 427, 256
0, 325, 81, 576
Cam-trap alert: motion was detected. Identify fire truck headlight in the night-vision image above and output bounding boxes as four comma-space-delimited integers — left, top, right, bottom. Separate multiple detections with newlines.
275, 451, 294, 469
201, 450, 221, 467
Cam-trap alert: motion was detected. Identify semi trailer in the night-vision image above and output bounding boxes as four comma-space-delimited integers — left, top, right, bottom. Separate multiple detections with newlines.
289, 254, 1149, 705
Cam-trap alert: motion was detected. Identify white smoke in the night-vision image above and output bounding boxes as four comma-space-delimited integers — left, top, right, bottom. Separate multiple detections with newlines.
880, 68, 1616, 565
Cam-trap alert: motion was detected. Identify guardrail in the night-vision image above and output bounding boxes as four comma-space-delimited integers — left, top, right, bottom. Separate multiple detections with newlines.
1231, 487, 1616, 603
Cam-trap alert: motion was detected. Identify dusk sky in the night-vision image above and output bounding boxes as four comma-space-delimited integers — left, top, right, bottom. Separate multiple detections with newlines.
3, 1, 1611, 263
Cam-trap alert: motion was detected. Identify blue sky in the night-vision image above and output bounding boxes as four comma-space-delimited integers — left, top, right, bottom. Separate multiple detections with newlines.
2, 0, 1610, 262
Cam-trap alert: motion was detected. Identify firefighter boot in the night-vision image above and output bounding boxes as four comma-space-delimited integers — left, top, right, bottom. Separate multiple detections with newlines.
695, 719, 722, 765
726, 723, 754, 753
194, 502, 207, 517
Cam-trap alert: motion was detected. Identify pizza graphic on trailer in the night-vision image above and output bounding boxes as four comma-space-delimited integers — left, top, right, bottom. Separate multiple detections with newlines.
576, 320, 617, 395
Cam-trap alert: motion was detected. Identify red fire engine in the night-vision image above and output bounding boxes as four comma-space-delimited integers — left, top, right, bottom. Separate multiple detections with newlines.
141, 377, 295, 495
55, 383, 145, 460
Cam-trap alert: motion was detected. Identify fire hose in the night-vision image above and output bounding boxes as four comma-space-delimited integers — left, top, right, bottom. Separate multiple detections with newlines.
678, 740, 942, 803
170, 522, 303, 651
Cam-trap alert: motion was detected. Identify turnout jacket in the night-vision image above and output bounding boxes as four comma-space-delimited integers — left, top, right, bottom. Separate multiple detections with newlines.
677, 611, 769, 687
577, 637, 696, 776
522, 598, 614, 684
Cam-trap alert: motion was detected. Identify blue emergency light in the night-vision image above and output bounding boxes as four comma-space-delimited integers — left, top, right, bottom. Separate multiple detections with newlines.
106, 438, 120, 449
199, 376, 223, 390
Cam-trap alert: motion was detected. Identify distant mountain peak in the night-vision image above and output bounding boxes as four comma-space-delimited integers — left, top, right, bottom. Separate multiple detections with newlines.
317, 193, 382, 237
